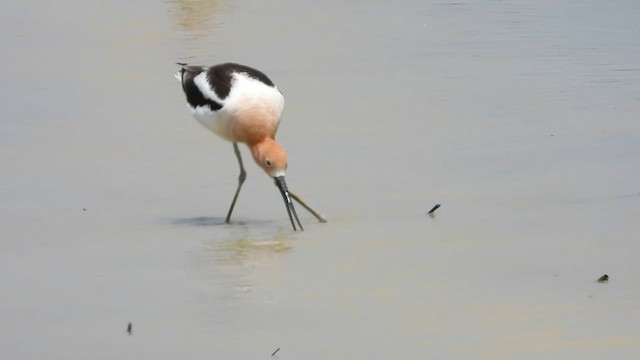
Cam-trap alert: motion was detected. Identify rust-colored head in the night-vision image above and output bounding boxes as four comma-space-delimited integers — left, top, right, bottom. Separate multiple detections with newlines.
249, 138, 288, 178
248, 138, 302, 230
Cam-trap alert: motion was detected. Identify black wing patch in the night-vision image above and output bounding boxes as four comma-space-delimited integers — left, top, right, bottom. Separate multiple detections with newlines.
206, 63, 276, 99
179, 63, 277, 111
179, 65, 223, 111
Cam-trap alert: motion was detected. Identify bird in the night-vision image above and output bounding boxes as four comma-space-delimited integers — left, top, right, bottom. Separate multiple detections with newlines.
175, 62, 326, 231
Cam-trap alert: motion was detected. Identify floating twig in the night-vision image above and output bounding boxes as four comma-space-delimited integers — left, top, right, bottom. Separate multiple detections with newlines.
271, 347, 280, 357
427, 204, 441, 218
289, 192, 328, 223
127, 322, 132, 335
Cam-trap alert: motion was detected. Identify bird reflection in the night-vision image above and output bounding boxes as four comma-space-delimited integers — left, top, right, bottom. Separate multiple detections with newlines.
190, 230, 293, 299
169, 0, 221, 35
224, 231, 293, 267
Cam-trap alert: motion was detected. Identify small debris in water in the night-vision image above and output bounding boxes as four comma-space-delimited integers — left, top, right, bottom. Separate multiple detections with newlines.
83, 208, 87, 211
427, 204, 441, 218
127, 322, 132, 335
271, 348, 280, 357
597, 274, 609, 283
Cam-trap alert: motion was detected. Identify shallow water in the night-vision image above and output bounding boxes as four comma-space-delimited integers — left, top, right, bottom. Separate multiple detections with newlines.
1, 0, 640, 359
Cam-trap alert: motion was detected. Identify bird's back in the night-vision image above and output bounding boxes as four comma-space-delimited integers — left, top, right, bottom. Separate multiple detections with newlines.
177, 63, 285, 143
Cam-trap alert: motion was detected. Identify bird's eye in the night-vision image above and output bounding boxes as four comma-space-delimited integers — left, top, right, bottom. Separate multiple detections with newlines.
265, 159, 272, 167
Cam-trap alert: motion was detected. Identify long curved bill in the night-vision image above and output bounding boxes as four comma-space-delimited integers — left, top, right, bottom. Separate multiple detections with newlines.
274, 176, 303, 231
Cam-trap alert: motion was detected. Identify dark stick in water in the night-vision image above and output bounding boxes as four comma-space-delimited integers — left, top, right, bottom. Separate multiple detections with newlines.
428, 204, 441, 215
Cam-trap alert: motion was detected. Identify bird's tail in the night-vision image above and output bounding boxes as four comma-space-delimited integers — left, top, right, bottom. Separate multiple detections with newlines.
174, 62, 188, 82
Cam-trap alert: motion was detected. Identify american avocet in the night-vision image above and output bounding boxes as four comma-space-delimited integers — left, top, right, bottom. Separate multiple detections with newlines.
176, 62, 326, 231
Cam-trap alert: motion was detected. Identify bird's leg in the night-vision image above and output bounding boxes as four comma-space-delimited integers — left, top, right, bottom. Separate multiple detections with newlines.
225, 143, 246, 224
288, 192, 328, 223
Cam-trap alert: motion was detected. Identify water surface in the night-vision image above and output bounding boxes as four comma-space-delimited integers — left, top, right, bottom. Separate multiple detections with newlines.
1, 0, 639, 359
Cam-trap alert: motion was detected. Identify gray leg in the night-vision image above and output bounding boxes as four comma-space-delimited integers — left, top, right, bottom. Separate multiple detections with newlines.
288, 191, 328, 223
225, 143, 246, 224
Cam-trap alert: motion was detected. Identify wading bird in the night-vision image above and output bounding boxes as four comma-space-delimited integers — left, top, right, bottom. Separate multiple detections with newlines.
176, 62, 326, 231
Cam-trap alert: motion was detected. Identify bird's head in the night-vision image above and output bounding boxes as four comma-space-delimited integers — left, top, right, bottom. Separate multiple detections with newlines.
250, 138, 303, 231
250, 138, 288, 178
